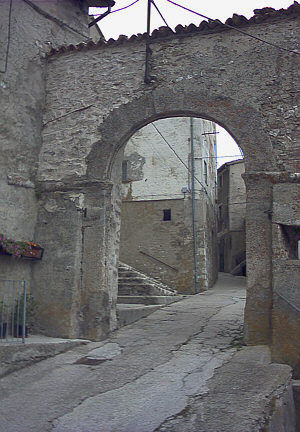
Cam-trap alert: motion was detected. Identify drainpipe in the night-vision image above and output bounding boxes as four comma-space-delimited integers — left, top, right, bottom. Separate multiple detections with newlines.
190, 118, 199, 294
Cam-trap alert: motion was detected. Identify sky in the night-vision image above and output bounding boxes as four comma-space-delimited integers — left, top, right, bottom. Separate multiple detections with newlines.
89, 0, 292, 166
90, 0, 292, 39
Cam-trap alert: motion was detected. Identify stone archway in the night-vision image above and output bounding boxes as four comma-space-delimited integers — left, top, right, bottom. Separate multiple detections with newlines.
34, 86, 275, 345
32, 10, 299, 372
88, 89, 276, 348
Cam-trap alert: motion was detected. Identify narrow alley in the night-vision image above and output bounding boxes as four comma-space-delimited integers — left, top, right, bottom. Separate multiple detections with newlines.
0, 274, 293, 432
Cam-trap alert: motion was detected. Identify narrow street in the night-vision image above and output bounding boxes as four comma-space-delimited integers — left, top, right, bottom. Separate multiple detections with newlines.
0, 274, 292, 432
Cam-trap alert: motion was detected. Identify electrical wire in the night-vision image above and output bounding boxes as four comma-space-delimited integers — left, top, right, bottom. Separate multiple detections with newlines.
22, 0, 90, 40
151, 122, 209, 197
194, 155, 243, 159
151, 122, 249, 208
0, 0, 13, 74
165, 0, 300, 56
151, 0, 171, 29
92, 0, 141, 16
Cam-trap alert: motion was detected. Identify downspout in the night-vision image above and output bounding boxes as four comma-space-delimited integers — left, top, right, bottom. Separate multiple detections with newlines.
190, 118, 199, 294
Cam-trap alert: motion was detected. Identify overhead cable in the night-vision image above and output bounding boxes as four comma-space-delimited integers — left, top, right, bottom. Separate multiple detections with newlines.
145, 123, 249, 209
151, 0, 171, 29
165, 0, 300, 56
89, 4, 112, 27
0, 0, 13, 74
22, 0, 90, 40
194, 155, 243, 159
151, 122, 209, 196
92, 0, 141, 16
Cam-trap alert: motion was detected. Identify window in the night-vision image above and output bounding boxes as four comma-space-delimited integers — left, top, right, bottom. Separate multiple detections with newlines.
281, 225, 300, 259
204, 160, 208, 185
163, 209, 171, 221
122, 160, 128, 182
218, 174, 223, 188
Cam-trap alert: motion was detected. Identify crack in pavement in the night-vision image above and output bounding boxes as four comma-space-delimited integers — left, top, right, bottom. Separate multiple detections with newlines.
51, 347, 237, 432
51, 300, 243, 432
1, 277, 247, 432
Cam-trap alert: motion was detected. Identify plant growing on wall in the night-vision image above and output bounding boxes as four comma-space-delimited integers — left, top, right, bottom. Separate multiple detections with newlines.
0, 234, 43, 259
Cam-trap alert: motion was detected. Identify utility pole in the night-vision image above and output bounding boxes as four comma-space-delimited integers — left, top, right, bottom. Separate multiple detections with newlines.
144, 0, 152, 83
190, 118, 199, 294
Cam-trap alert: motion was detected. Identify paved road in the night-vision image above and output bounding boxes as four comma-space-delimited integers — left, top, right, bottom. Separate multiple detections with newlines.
0, 274, 292, 432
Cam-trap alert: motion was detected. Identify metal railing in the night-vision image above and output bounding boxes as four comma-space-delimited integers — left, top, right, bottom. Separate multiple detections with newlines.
0, 280, 26, 343
274, 290, 300, 314
139, 250, 178, 272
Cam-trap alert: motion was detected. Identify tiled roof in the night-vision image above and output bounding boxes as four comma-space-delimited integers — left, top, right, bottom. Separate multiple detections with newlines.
47, 2, 300, 57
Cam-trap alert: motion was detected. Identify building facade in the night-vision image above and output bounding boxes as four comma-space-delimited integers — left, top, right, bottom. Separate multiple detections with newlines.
217, 160, 246, 275
0, 1, 298, 373
119, 117, 218, 294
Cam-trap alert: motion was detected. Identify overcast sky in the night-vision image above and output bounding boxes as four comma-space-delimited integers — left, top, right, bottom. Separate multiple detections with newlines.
89, 0, 292, 166
90, 0, 292, 39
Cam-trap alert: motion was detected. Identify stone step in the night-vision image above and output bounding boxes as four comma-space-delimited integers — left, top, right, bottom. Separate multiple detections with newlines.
118, 271, 173, 288
118, 286, 159, 296
118, 279, 160, 287
117, 304, 162, 328
118, 275, 148, 283
118, 283, 177, 297
118, 262, 177, 299
118, 280, 175, 289
118, 262, 176, 290
118, 273, 173, 284
117, 295, 182, 306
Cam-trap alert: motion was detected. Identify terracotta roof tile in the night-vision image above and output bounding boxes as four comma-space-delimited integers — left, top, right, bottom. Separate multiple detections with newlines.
47, 2, 300, 57
152, 26, 174, 38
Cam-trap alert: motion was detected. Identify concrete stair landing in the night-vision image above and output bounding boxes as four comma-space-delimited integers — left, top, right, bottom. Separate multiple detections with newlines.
117, 262, 183, 327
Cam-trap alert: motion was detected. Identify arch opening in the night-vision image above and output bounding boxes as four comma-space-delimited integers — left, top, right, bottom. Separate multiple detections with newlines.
110, 115, 247, 322
34, 87, 275, 347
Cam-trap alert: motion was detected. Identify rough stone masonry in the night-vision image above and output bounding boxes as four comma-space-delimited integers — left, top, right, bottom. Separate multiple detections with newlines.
0, 1, 299, 375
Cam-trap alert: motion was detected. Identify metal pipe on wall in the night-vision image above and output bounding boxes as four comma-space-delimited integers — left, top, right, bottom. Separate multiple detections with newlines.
144, 0, 152, 83
190, 118, 199, 294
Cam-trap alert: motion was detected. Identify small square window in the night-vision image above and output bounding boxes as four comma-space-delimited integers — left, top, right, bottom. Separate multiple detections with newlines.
163, 209, 171, 221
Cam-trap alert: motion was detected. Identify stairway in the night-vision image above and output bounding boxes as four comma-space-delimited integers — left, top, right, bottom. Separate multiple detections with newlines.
117, 262, 183, 327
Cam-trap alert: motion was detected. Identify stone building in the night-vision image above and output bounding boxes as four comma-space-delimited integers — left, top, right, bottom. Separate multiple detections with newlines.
0, 1, 299, 375
119, 117, 218, 294
0, 0, 93, 283
217, 159, 246, 275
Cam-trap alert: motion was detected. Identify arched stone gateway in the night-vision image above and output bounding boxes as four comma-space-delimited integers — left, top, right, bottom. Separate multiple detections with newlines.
32, 5, 299, 372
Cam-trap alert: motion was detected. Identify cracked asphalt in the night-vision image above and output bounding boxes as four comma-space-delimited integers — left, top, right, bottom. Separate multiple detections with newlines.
0, 274, 292, 432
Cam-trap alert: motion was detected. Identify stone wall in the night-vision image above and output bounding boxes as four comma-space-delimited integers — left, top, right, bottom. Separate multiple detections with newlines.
35, 9, 300, 355
271, 181, 300, 376
120, 196, 217, 294
119, 117, 217, 294
0, 0, 90, 284
217, 160, 246, 274
0, 3, 296, 371
120, 198, 186, 291
228, 162, 246, 232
